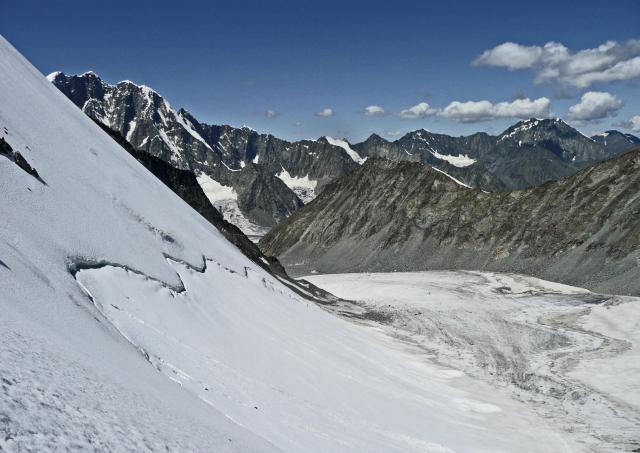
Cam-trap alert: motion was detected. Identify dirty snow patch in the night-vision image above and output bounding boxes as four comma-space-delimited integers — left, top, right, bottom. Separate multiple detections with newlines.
276, 167, 318, 203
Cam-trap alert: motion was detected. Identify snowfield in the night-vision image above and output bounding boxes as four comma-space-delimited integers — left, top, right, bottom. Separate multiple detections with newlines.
429, 149, 476, 167
275, 167, 318, 204
74, 260, 584, 453
306, 271, 640, 453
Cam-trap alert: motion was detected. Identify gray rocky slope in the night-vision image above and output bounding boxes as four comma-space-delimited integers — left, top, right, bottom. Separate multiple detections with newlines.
260, 148, 640, 295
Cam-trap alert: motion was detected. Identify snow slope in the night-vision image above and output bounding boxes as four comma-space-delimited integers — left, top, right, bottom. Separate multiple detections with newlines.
324, 136, 367, 164
0, 35, 582, 452
275, 167, 318, 203
0, 36, 278, 452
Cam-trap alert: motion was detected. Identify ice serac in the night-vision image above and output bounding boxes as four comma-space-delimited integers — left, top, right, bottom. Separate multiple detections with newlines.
1, 36, 580, 452
260, 153, 640, 295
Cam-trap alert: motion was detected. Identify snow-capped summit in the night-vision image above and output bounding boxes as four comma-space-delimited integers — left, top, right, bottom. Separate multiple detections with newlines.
497, 117, 605, 162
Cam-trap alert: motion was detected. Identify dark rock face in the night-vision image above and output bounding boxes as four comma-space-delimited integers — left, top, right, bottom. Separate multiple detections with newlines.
591, 130, 640, 155
260, 148, 640, 296
49, 72, 359, 232
191, 120, 359, 193
95, 121, 336, 303
353, 119, 627, 191
1, 136, 41, 180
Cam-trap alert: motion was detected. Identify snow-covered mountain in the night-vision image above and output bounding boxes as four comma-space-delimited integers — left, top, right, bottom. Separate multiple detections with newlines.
2, 36, 582, 452
48, 72, 361, 235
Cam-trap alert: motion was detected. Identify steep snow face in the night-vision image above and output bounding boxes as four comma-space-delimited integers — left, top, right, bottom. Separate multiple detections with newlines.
276, 167, 318, 203
324, 136, 367, 164
0, 36, 593, 452
0, 35, 280, 452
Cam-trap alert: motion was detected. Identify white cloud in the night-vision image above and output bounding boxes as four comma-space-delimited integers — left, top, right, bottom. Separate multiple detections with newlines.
614, 115, 640, 133
439, 97, 551, 123
474, 39, 640, 88
567, 91, 623, 122
569, 57, 640, 89
364, 105, 385, 116
315, 107, 334, 117
473, 42, 544, 70
264, 109, 279, 118
399, 102, 438, 119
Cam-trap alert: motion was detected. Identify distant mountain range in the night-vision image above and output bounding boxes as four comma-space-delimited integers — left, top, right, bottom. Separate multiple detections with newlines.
49, 71, 639, 235
48, 71, 358, 236
354, 118, 637, 191
260, 147, 640, 295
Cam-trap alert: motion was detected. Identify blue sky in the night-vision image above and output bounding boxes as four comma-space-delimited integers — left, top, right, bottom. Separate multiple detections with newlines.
4, 0, 640, 142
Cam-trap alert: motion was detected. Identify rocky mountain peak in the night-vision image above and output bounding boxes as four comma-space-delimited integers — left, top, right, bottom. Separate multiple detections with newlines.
364, 133, 388, 143
591, 129, 640, 155
497, 117, 602, 163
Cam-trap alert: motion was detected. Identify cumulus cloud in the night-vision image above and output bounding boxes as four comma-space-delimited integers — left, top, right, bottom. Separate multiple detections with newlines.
614, 115, 640, 133
567, 91, 623, 122
439, 97, 551, 123
473, 42, 544, 70
264, 109, 279, 118
364, 105, 385, 116
315, 107, 334, 117
398, 102, 438, 119
474, 39, 640, 88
